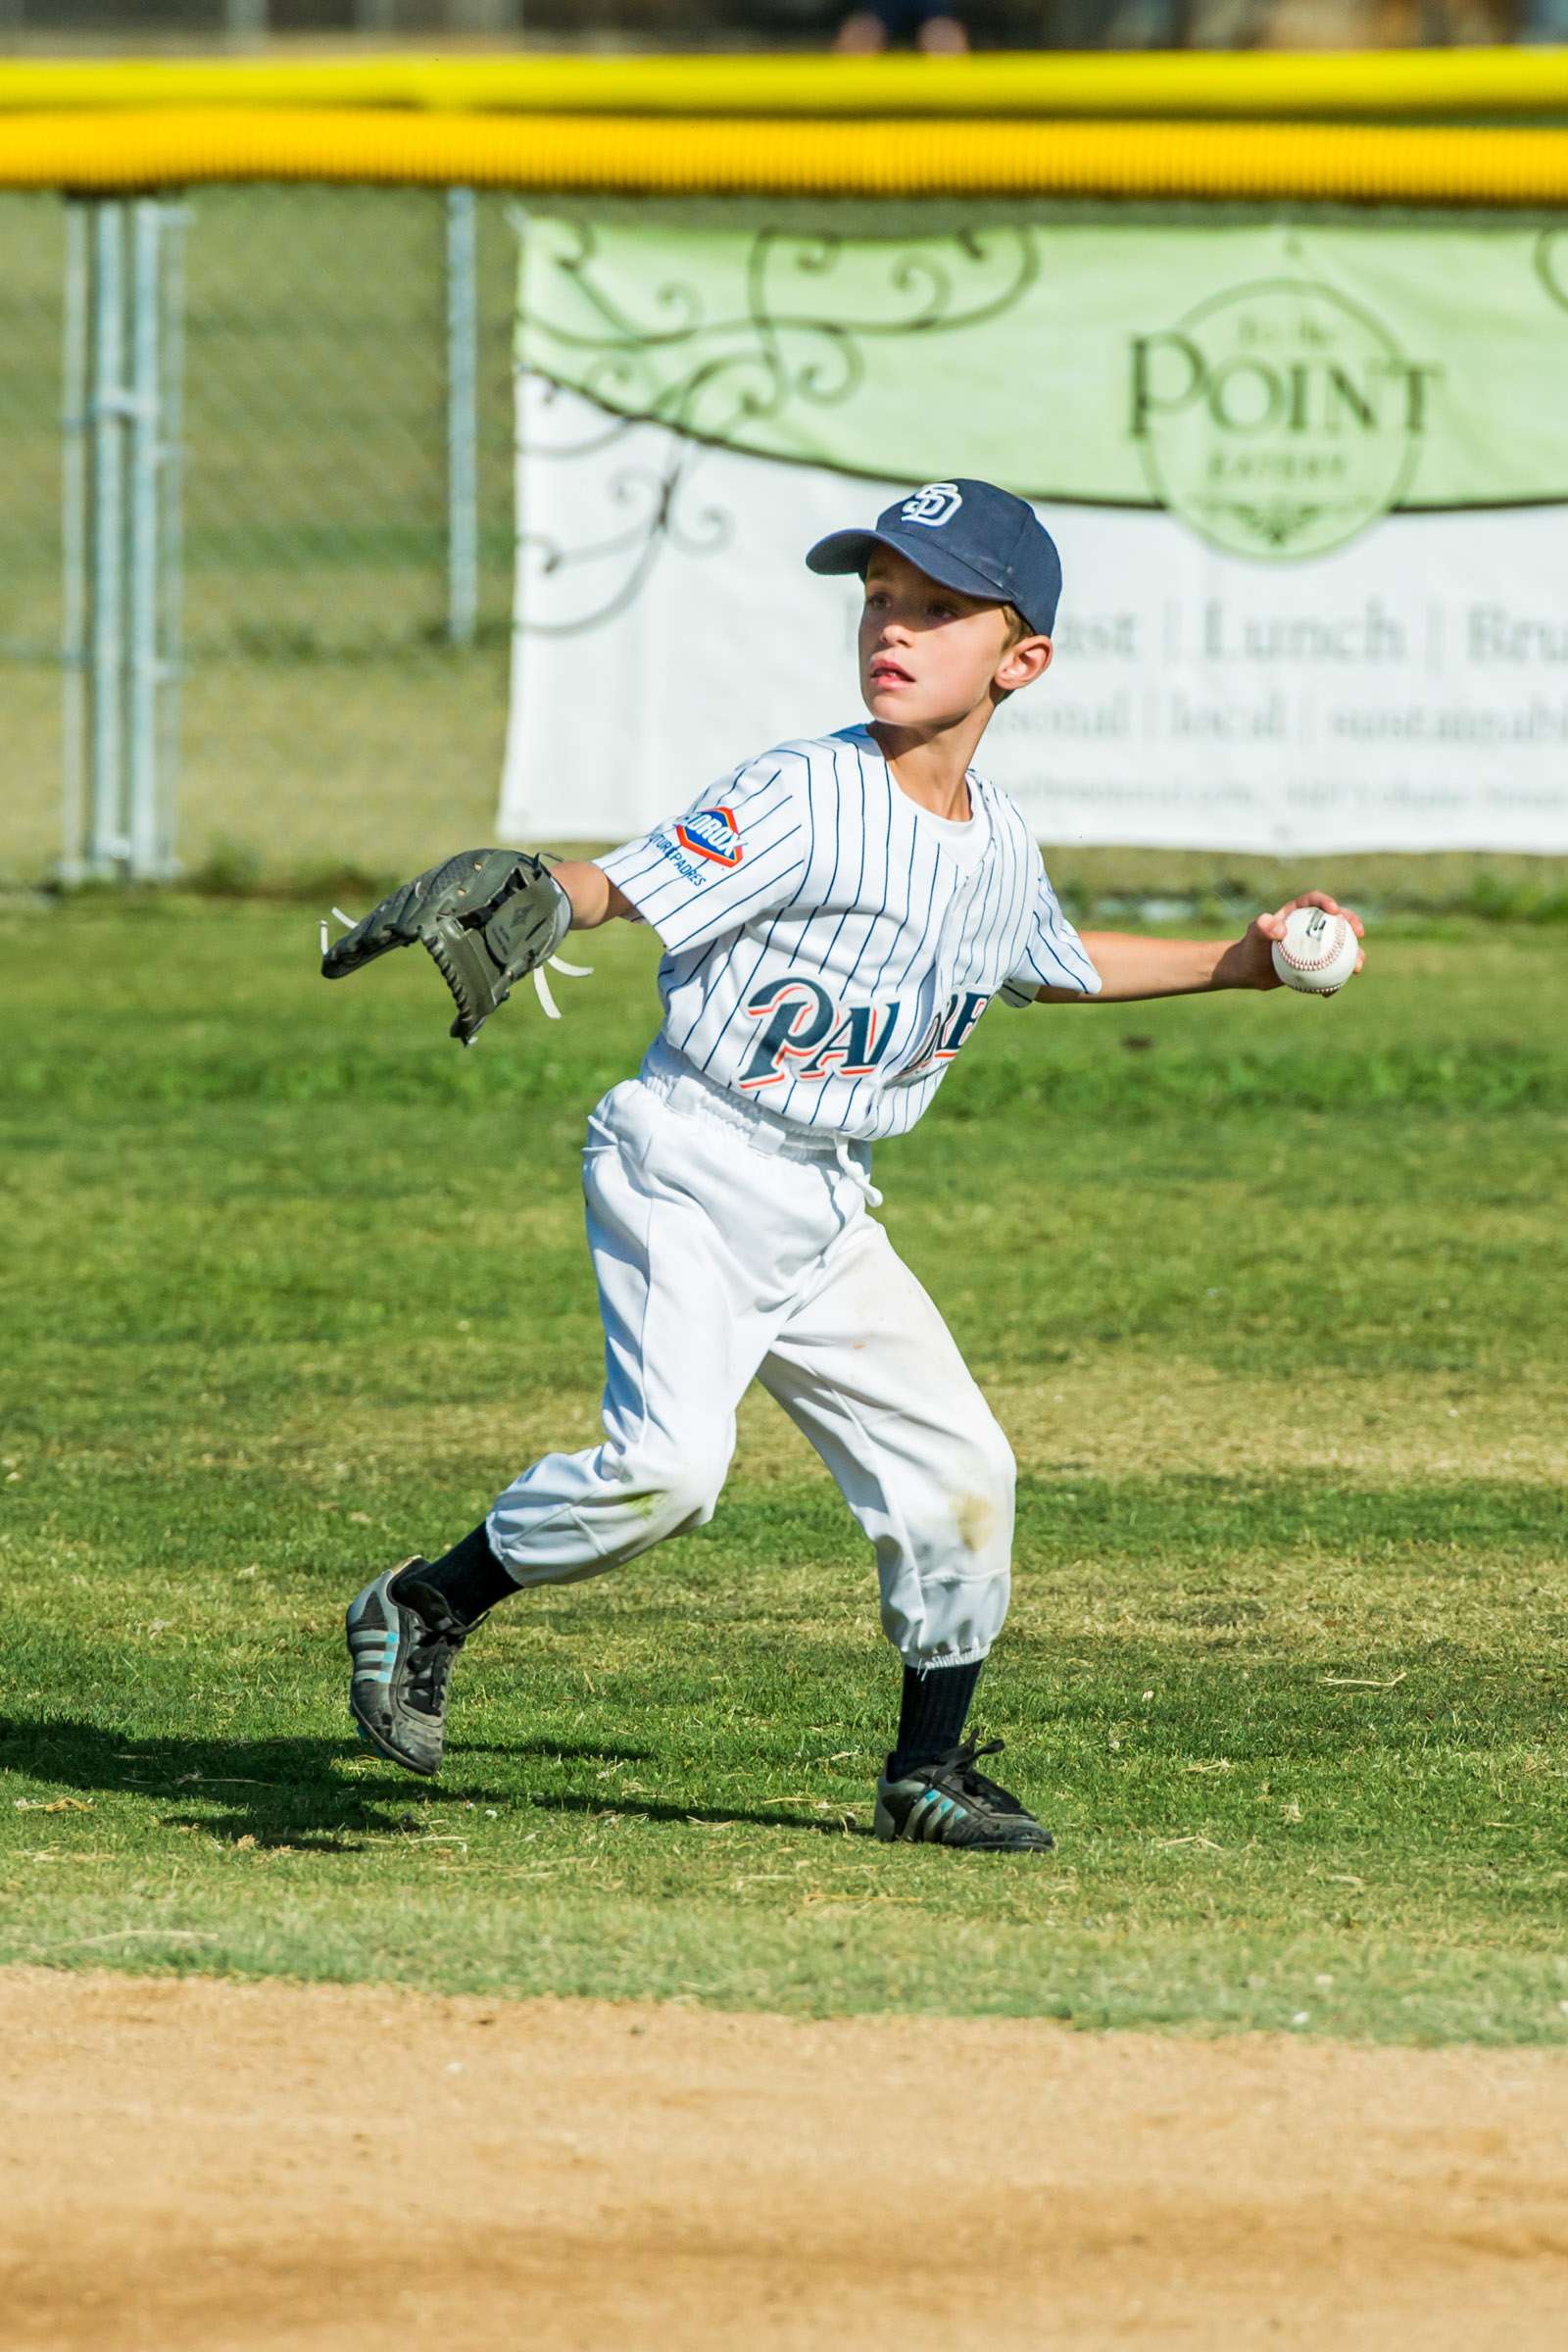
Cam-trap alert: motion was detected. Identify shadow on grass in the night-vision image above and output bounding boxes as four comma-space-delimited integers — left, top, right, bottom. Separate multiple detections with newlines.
516, 1787, 872, 1839
0, 1717, 868, 1846
0, 1717, 506, 1851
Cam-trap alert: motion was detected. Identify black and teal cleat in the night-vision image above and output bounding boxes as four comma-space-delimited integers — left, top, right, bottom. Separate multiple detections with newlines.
873, 1738, 1054, 1852
345, 1560, 473, 1778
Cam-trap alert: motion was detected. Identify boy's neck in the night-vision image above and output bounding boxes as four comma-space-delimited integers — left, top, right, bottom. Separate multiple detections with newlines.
868, 707, 992, 823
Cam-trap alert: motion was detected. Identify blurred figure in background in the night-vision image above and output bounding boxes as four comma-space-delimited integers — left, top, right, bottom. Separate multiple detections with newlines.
835, 2, 970, 51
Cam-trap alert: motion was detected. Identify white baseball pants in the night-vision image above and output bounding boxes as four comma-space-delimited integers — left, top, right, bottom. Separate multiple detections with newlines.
486, 1054, 1014, 1667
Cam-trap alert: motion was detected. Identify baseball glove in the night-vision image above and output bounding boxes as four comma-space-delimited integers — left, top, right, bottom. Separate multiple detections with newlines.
320, 849, 574, 1046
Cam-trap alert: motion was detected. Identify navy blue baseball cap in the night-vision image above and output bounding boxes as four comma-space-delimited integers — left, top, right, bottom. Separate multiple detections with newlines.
807, 478, 1062, 638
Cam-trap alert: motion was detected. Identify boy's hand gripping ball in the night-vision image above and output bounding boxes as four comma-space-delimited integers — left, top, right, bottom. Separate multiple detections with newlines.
1270, 906, 1360, 996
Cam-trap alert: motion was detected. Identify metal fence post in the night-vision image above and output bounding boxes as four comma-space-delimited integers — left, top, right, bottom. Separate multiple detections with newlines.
60, 201, 89, 885
68, 197, 186, 884
158, 204, 188, 880
453, 3, 526, 32
88, 201, 127, 875
446, 185, 479, 649
127, 200, 163, 880
224, 0, 269, 48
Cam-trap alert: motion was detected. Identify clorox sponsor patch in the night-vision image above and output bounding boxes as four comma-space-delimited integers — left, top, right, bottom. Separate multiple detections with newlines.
674, 806, 743, 866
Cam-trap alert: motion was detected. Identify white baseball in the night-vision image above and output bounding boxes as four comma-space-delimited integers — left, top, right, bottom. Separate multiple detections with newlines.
1270, 906, 1359, 995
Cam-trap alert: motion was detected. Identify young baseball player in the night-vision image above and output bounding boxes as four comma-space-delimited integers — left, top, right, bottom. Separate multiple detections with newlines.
338, 478, 1364, 1851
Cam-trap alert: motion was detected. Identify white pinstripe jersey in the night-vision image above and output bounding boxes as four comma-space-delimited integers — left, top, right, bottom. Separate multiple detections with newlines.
596, 725, 1101, 1145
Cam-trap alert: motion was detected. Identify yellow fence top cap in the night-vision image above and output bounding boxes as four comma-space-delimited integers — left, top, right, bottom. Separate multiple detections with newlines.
4, 108, 1568, 207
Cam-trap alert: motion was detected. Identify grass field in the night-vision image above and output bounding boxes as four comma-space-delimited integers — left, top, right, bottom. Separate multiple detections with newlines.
3, 898, 1565, 2044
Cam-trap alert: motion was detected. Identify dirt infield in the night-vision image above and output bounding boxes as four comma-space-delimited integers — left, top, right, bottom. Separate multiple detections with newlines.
4, 1970, 1566, 2351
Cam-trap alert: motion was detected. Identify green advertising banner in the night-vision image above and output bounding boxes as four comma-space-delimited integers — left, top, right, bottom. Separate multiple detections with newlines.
505, 213, 1568, 852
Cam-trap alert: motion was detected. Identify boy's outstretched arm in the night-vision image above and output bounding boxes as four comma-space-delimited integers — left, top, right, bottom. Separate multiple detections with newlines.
1037, 891, 1365, 1004
554, 860, 638, 931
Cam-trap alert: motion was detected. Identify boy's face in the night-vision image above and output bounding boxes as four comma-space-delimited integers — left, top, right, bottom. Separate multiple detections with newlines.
858, 548, 1052, 730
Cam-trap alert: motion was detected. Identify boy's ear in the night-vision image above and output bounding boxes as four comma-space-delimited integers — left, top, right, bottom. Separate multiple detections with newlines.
997, 632, 1054, 691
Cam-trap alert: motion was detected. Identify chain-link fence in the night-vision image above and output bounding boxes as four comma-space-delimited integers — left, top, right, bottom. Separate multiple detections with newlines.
0, 194, 65, 884
0, 182, 520, 888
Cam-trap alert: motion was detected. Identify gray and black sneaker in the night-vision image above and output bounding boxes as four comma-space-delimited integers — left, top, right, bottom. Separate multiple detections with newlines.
874, 1737, 1054, 1852
345, 1559, 474, 1778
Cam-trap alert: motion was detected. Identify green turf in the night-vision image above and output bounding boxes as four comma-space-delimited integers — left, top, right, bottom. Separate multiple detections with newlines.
2, 899, 1566, 2042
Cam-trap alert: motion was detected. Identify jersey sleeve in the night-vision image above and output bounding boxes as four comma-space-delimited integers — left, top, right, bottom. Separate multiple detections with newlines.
595, 754, 810, 956
999, 858, 1102, 1004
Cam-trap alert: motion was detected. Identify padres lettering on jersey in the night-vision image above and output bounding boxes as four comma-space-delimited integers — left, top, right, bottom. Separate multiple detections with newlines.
597, 726, 1101, 1144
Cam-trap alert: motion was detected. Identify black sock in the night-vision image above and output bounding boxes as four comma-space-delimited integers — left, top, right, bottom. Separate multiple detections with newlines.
887, 1658, 983, 1781
400, 1521, 517, 1627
